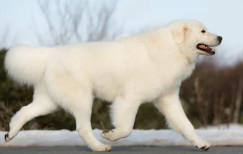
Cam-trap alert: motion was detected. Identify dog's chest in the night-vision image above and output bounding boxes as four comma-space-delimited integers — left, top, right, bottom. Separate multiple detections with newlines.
158, 62, 195, 92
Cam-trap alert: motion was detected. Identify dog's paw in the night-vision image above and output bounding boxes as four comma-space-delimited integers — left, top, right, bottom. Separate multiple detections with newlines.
101, 129, 115, 141
195, 140, 211, 151
4, 133, 11, 142
104, 145, 112, 152
92, 144, 111, 152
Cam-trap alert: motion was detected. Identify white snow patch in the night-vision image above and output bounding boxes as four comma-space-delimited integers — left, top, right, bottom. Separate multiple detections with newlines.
0, 124, 243, 147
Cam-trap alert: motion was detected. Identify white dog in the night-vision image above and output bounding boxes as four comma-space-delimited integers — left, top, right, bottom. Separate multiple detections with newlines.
4, 20, 222, 151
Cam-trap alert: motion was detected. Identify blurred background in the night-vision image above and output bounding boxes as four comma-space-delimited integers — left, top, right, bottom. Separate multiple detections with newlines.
0, 0, 242, 131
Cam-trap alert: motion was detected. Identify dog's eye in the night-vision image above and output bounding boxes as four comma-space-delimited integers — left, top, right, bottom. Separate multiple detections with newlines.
201, 29, 206, 33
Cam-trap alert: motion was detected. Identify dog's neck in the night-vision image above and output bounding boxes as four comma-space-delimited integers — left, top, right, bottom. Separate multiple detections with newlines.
179, 47, 199, 64
139, 30, 198, 66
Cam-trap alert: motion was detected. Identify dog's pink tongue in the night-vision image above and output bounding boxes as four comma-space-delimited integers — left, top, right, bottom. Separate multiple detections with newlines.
199, 44, 207, 49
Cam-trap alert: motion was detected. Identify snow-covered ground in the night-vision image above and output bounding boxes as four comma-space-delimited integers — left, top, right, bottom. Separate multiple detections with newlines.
0, 124, 243, 147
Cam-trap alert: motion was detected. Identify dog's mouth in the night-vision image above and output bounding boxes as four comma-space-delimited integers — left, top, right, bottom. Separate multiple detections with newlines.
196, 43, 215, 55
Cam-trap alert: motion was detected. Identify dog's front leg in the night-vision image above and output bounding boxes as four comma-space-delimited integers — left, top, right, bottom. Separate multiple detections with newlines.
101, 96, 140, 141
155, 89, 210, 151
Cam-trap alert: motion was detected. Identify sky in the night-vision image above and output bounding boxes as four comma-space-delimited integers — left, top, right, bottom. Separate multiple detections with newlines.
0, 0, 242, 64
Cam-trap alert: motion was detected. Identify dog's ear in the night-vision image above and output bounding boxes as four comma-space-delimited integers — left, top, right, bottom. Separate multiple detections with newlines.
171, 25, 189, 44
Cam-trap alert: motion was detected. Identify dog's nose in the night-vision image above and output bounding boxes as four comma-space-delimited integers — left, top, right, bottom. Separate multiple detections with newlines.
217, 36, 222, 43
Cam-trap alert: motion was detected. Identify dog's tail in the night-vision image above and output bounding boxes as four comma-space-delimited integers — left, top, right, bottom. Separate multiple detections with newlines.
5, 45, 51, 86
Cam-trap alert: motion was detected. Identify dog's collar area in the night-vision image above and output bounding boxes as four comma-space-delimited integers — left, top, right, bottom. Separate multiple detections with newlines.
196, 43, 215, 55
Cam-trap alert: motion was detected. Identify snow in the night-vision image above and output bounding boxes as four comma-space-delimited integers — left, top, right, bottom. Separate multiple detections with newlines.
0, 124, 243, 147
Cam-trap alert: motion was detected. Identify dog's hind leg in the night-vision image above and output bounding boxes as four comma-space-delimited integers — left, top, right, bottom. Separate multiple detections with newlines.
101, 96, 140, 141
72, 93, 111, 152
45, 70, 111, 152
155, 90, 210, 151
5, 84, 58, 142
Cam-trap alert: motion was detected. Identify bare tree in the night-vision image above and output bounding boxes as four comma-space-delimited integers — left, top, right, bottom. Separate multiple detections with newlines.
233, 78, 242, 123
35, 0, 120, 46
0, 27, 10, 49
194, 76, 208, 127
0, 103, 14, 130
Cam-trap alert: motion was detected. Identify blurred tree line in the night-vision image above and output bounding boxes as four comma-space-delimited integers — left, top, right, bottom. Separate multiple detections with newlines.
0, 48, 242, 131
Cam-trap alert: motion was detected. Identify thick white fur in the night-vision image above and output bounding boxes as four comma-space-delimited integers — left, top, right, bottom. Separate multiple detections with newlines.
5, 20, 221, 151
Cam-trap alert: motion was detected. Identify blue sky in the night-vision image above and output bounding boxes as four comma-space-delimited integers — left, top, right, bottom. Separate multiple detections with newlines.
0, 0, 242, 64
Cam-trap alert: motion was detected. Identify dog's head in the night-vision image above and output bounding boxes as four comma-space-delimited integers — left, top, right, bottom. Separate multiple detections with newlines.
170, 20, 222, 56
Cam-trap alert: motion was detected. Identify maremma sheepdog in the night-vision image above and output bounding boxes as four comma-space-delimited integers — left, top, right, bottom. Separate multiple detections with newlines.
4, 20, 222, 151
